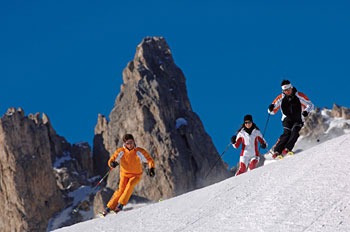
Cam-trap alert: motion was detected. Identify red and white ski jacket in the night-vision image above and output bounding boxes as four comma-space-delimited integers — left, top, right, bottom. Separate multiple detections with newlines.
233, 128, 266, 158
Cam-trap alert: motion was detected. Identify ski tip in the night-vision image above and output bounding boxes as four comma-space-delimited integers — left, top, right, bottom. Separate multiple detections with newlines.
97, 209, 119, 218
97, 212, 106, 218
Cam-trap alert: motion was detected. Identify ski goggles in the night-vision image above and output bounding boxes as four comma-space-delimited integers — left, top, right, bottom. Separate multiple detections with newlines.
282, 83, 292, 91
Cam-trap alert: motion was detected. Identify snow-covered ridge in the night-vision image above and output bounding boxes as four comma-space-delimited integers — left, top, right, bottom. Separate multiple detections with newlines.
295, 106, 350, 151
320, 108, 350, 134
54, 133, 350, 232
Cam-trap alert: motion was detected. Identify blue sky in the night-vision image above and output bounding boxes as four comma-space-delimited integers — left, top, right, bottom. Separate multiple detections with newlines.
1, 1, 349, 167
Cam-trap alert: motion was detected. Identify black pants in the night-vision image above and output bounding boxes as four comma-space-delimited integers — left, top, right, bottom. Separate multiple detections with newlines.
274, 118, 303, 153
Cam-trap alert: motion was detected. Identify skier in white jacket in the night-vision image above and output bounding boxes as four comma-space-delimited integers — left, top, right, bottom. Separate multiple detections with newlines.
231, 115, 267, 176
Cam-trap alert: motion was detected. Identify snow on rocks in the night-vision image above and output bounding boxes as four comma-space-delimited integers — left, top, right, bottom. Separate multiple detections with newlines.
176, 117, 188, 129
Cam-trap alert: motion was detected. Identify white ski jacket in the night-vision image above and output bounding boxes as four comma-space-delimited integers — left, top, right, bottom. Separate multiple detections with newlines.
233, 128, 266, 158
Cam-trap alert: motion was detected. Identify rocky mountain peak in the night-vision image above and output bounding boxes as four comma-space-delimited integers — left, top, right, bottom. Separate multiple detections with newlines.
295, 103, 350, 150
122, 37, 174, 85
330, 103, 350, 119
0, 108, 66, 232
0, 108, 95, 231
120, 36, 192, 113
93, 37, 231, 211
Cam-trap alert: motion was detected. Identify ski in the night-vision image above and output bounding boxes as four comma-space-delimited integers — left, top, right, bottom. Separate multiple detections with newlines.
263, 148, 296, 162
98, 210, 117, 218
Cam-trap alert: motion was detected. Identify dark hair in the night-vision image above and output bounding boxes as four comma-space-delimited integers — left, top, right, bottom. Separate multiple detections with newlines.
244, 114, 253, 122
123, 134, 134, 142
281, 79, 291, 86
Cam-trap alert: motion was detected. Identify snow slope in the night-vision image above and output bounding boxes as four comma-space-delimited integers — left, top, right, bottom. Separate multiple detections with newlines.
54, 134, 350, 232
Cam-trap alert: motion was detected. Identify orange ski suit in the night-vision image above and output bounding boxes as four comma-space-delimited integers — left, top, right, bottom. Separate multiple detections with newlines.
107, 146, 155, 209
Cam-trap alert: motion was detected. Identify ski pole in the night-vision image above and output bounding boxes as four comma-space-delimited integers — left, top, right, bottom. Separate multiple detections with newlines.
259, 113, 271, 153
262, 113, 271, 138
72, 167, 113, 215
204, 143, 231, 180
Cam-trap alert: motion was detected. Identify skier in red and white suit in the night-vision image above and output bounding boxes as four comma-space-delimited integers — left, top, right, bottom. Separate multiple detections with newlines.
231, 115, 267, 176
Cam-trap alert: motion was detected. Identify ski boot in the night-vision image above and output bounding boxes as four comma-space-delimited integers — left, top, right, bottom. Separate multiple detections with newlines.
272, 151, 283, 160
283, 148, 294, 156
114, 203, 124, 213
99, 207, 113, 217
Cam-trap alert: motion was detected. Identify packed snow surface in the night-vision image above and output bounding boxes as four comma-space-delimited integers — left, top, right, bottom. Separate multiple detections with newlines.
54, 134, 350, 232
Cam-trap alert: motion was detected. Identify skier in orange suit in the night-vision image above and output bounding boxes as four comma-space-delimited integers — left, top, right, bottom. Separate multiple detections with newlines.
100, 134, 155, 217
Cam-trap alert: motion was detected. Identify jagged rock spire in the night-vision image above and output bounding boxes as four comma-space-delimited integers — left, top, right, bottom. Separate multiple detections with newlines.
0, 108, 65, 232
93, 37, 231, 207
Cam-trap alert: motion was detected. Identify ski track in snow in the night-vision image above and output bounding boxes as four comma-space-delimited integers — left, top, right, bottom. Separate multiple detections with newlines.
53, 134, 350, 232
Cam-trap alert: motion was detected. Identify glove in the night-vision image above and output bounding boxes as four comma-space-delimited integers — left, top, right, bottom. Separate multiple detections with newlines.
148, 168, 155, 177
110, 161, 119, 168
268, 104, 275, 112
260, 143, 267, 149
231, 135, 237, 144
302, 111, 308, 117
